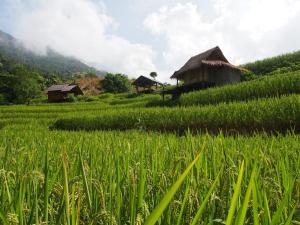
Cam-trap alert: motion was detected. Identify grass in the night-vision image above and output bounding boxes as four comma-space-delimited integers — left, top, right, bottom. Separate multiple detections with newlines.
52, 95, 300, 133
0, 127, 299, 224
180, 71, 300, 106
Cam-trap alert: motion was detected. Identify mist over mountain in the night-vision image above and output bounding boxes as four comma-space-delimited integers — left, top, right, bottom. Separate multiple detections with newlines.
0, 30, 106, 78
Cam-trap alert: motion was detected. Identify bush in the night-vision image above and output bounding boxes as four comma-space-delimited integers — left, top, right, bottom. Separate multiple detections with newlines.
100, 73, 132, 93
30, 96, 48, 105
76, 95, 98, 102
99, 93, 114, 100
0, 94, 8, 105
67, 93, 77, 102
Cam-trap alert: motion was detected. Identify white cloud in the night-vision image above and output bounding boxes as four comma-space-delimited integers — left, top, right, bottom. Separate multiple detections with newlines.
7, 0, 157, 76
144, 0, 300, 77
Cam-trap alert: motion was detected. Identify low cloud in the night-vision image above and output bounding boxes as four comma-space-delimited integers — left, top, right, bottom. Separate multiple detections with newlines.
5, 0, 157, 76
144, 0, 300, 77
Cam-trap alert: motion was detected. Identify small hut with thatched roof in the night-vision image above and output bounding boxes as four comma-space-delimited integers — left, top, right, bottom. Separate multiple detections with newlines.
132, 76, 163, 93
47, 84, 83, 102
171, 46, 241, 87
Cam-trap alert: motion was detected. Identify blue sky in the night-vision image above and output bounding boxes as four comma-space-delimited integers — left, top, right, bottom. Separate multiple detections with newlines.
0, 0, 300, 82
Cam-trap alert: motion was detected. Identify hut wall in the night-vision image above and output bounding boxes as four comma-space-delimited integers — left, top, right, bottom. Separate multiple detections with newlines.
182, 69, 209, 85
47, 91, 68, 103
182, 67, 240, 86
209, 67, 241, 86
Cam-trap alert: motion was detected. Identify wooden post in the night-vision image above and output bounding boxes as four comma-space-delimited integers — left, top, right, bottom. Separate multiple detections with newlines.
176, 78, 179, 87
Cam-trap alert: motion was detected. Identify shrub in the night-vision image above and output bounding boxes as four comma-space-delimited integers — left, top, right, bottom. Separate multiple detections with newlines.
76, 95, 98, 102
100, 73, 132, 93
67, 93, 77, 102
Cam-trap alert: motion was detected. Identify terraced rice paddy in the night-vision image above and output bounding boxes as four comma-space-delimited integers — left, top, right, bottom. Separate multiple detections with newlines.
0, 75, 300, 224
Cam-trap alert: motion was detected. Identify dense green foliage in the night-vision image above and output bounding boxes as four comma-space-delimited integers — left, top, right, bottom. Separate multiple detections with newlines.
0, 58, 42, 104
180, 71, 300, 106
242, 50, 300, 79
52, 95, 300, 133
0, 30, 105, 78
100, 73, 132, 93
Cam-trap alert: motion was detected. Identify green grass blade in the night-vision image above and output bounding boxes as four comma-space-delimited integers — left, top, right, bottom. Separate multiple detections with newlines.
71, 186, 76, 225
176, 184, 190, 225
283, 207, 296, 225
252, 180, 260, 225
144, 151, 203, 225
263, 192, 271, 224
271, 193, 289, 225
235, 166, 256, 225
63, 152, 70, 225
225, 160, 245, 225
190, 166, 223, 225
44, 149, 49, 224
0, 211, 9, 225
79, 150, 92, 210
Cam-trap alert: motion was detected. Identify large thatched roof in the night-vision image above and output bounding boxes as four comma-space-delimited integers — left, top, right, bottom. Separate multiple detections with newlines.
132, 76, 162, 87
171, 46, 241, 79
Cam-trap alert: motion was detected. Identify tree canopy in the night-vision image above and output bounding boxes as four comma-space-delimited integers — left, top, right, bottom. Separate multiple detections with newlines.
0, 56, 42, 104
100, 73, 131, 93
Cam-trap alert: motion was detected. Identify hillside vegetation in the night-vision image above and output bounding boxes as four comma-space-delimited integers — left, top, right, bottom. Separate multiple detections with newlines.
0, 30, 106, 78
242, 50, 300, 79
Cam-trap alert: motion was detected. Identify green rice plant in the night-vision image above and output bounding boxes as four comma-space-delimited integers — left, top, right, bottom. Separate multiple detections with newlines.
0, 126, 299, 224
52, 95, 300, 133
144, 151, 203, 225
180, 71, 300, 106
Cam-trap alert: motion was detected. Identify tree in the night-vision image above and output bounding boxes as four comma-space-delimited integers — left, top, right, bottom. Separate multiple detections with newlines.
150, 72, 157, 80
100, 73, 131, 93
0, 63, 42, 104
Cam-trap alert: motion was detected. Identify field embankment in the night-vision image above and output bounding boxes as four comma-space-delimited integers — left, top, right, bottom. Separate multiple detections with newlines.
52, 95, 300, 133
180, 71, 300, 106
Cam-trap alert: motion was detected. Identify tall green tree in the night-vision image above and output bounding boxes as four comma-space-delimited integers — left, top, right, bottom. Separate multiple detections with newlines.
0, 62, 42, 104
100, 73, 131, 93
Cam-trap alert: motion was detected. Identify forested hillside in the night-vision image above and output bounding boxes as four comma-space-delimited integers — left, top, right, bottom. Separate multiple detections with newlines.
0, 30, 106, 78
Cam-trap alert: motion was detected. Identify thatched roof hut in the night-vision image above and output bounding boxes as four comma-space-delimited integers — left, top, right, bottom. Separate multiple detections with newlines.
47, 84, 83, 102
171, 46, 241, 86
132, 76, 163, 93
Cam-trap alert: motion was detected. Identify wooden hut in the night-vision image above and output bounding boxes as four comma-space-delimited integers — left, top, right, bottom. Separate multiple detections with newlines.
47, 84, 83, 102
132, 76, 163, 93
163, 46, 242, 98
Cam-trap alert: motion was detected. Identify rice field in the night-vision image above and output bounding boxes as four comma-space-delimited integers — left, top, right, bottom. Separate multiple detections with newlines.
180, 71, 300, 106
52, 95, 300, 133
0, 125, 299, 224
1, 77, 300, 224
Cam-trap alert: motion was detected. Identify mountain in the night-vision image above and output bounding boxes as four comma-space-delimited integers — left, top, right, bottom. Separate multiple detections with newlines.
0, 30, 106, 78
